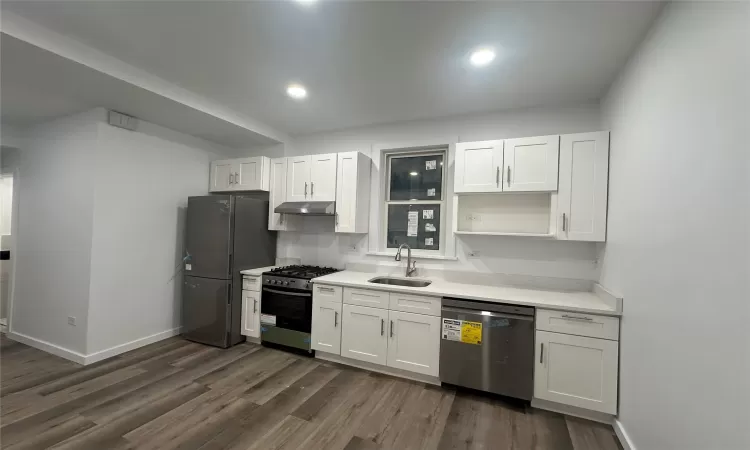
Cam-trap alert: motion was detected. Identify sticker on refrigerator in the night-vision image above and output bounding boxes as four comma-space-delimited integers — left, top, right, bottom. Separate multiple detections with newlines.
425, 160, 437, 170
461, 321, 482, 345
442, 319, 462, 341
427, 188, 436, 197
425, 223, 436, 232
425, 238, 434, 246
422, 209, 434, 219
185, 264, 192, 271
260, 314, 276, 326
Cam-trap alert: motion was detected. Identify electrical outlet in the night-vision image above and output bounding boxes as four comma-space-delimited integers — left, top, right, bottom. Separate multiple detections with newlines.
68, 316, 76, 326
468, 251, 481, 258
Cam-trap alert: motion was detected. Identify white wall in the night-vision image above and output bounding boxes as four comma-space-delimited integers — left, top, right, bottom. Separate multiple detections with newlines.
599, 3, 749, 449
86, 118, 220, 355
10, 108, 229, 360
11, 110, 100, 354
270, 104, 604, 284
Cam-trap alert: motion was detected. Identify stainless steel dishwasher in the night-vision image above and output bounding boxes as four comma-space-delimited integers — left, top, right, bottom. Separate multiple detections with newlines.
440, 298, 535, 400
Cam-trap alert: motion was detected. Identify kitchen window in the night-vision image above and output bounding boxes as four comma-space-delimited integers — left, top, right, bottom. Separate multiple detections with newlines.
384, 150, 446, 253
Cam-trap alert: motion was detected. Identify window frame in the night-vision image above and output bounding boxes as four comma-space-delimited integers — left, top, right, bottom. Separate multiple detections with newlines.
383, 149, 446, 255
367, 138, 458, 260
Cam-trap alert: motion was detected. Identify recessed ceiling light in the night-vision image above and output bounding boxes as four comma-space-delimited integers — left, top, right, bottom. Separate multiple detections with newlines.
286, 84, 307, 100
409, 171, 419, 176
470, 47, 496, 67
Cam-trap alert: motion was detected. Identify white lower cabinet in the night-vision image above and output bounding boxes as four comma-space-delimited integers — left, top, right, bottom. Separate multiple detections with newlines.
311, 298, 343, 354
386, 310, 440, 377
323, 288, 441, 378
241, 290, 260, 338
534, 330, 619, 414
341, 304, 389, 365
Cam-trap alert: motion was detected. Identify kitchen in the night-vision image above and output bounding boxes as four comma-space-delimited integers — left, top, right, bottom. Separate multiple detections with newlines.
1, 2, 747, 450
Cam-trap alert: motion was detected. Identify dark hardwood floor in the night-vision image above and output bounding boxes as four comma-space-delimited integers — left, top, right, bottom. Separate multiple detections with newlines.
0, 334, 622, 450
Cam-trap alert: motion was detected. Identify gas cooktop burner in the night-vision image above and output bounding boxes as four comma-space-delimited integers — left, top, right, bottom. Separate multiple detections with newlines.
264, 265, 340, 280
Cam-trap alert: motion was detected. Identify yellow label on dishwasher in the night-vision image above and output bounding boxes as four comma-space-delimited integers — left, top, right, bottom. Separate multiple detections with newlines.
460, 321, 482, 345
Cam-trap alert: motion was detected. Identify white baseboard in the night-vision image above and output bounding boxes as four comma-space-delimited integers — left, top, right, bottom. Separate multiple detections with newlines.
83, 327, 181, 365
531, 398, 614, 424
315, 351, 441, 386
6, 331, 87, 364
7, 327, 182, 365
614, 419, 635, 450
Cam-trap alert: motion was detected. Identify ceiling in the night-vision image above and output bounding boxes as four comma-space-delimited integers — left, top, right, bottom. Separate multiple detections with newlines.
0, 35, 279, 149
2, 1, 663, 136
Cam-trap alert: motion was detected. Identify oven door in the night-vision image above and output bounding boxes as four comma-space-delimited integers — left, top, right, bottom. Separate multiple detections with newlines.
261, 286, 313, 333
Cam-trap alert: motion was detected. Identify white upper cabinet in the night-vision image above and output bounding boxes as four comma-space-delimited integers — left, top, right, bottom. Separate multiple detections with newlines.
335, 152, 371, 234
285, 153, 338, 202
534, 330, 619, 415
503, 135, 560, 192
209, 160, 234, 192
310, 153, 338, 201
234, 157, 269, 191
209, 157, 270, 192
268, 157, 298, 231
454, 140, 504, 193
557, 132, 610, 242
285, 156, 311, 202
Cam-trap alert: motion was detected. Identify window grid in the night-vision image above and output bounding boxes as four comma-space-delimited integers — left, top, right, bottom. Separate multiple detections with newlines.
384, 149, 447, 253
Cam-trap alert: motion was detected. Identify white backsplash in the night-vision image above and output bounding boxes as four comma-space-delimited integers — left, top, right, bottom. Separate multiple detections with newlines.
277, 227, 600, 292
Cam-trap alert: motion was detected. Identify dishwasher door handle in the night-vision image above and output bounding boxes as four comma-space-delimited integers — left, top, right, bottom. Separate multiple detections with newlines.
441, 306, 534, 321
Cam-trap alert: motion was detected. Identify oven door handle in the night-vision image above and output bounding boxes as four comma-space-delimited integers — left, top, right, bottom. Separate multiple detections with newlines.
262, 287, 312, 297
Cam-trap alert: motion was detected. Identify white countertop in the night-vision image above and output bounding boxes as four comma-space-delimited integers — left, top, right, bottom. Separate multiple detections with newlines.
312, 271, 621, 316
240, 266, 280, 276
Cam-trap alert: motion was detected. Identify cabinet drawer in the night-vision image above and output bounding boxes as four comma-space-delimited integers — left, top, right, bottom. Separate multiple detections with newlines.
536, 309, 619, 340
388, 293, 441, 317
314, 284, 343, 303
343, 288, 389, 309
242, 276, 261, 292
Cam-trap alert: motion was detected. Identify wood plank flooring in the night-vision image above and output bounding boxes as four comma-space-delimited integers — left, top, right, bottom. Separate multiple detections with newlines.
0, 335, 623, 450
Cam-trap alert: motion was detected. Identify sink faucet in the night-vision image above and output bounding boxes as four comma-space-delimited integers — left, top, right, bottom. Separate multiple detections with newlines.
395, 243, 417, 277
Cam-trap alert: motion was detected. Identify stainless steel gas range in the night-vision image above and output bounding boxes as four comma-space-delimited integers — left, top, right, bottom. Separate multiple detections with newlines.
260, 265, 340, 352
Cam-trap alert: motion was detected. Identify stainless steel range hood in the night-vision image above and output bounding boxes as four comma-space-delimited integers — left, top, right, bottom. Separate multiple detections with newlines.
274, 201, 335, 215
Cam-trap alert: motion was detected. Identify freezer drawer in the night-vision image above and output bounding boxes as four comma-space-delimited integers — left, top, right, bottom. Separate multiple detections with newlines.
182, 276, 231, 348
440, 298, 535, 400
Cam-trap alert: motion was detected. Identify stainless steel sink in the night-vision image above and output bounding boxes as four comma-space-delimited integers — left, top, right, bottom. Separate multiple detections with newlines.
367, 277, 432, 288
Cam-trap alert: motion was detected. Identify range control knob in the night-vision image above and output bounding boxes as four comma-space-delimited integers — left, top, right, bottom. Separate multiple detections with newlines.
283, 281, 289, 286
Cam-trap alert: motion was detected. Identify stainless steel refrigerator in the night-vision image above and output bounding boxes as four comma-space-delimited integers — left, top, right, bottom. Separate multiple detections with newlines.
182, 195, 276, 348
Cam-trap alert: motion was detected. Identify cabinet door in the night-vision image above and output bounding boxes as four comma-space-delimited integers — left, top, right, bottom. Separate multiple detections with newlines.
335, 152, 358, 233
241, 290, 260, 338
341, 304, 388, 365
557, 132, 609, 242
234, 157, 264, 191
454, 140, 504, 193
209, 160, 234, 192
311, 298, 343, 354
268, 158, 290, 230
309, 153, 337, 201
386, 310, 440, 377
286, 156, 311, 202
534, 330, 618, 414
504, 135, 560, 192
